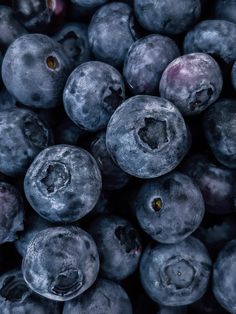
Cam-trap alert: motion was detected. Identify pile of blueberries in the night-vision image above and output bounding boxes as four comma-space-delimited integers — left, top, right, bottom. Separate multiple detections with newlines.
0, 0, 236, 313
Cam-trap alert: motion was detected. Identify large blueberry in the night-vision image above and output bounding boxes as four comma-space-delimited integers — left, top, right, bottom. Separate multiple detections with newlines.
0, 108, 53, 176
88, 215, 142, 281
134, 0, 201, 35
140, 237, 212, 306
24, 144, 102, 223
22, 226, 100, 301
232, 62, 236, 91
133, 171, 205, 243
64, 61, 125, 131
106, 96, 190, 178
159, 53, 223, 115
2, 34, 72, 109
123, 34, 180, 95
213, 0, 236, 24
63, 278, 133, 314
203, 99, 236, 169
88, 2, 143, 68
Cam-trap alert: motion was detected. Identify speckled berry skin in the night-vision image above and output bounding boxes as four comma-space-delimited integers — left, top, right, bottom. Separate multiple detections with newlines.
159, 53, 223, 116
24, 144, 102, 223
213, 240, 236, 313
71, 0, 108, 9
140, 237, 212, 306
0, 108, 53, 176
88, 2, 143, 68
22, 226, 100, 301
133, 171, 205, 243
88, 215, 142, 281
232, 62, 236, 91
134, 0, 201, 35
203, 99, 236, 169
213, 0, 236, 24
0, 182, 24, 244
63, 61, 125, 131
63, 278, 133, 314
106, 96, 190, 178
123, 34, 180, 95
184, 20, 236, 65
2, 34, 72, 109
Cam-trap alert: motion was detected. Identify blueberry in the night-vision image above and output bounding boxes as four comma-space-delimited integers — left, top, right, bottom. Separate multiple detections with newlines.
181, 154, 236, 214
2, 33, 72, 109
63, 278, 133, 314
158, 305, 187, 314
133, 171, 205, 243
140, 237, 212, 306
203, 99, 236, 169
0, 88, 17, 111
53, 23, 91, 67
123, 34, 180, 95
213, 239, 236, 313
63, 61, 125, 131
54, 117, 86, 145
213, 0, 236, 24
184, 20, 236, 66
88, 215, 142, 281
24, 144, 102, 223
0, 181, 24, 244
232, 62, 236, 91
71, 0, 109, 10
88, 2, 143, 68
0, 269, 62, 314
22, 226, 100, 301
0, 108, 53, 176
134, 0, 201, 35
159, 53, 223, 115
106, 95, 190, 178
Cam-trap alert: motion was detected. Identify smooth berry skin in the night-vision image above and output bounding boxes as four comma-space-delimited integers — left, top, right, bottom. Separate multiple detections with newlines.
2, 34, 72, 109
134, 0, 201, 35
213, 240, 236, 313
159, 53, 223, 116
64, 61, 125, 131
0, 108, 53, 176
22, 226, 100, 301
181, 154, 236, 214
88, 215, 142, 281
133, 171, 205, 244
140, 237, 212, 306
63, 278, 133, 314
0, 182, 24, 244
203, 99, 236, 169
184, 20, 236, 65
232, 62, 236, 91
123, 34, 180, 95
88, 2, 143, 68
24, 145, 102, 223
213, 0, 236, 24
90, 131, 130, 190
106, 96, 189, 179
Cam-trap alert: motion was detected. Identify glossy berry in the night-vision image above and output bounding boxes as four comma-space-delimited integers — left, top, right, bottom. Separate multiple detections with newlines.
22, 226, 100, 301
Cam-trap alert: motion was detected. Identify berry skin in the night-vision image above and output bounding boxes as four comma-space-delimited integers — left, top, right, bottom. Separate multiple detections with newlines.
24, 144, 102, 223
22, 226, 100, 301
213, 0, 236, 24
232, 62, 236, 91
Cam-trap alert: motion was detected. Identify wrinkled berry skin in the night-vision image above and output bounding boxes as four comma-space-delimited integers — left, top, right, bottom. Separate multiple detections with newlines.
133, 171, 205, 243
2, 34, 72, 109
53, 23, 91, 67
140, 237, 212, 306
184, 20, 236, 65
123, 34, 180, 95
63, 278, 133, 314
22, 226, 100, 301
0, 269, 62, 314
213, 0, 236, 24
0, 108, 53, 176
159, 53, 223, 116
90, 131, 130, 190
64, 61, 125, 131
232, 62, 236, 91
0, 182, 24, 244
181, 154, 236, 214
134, 0, 201, 35
88, 215, 142, 281
213, 240, 236, 313
203, 99, 236, 169
106, 96, 189, 178
88, 2, 143, 68
24, 145, 102, 223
